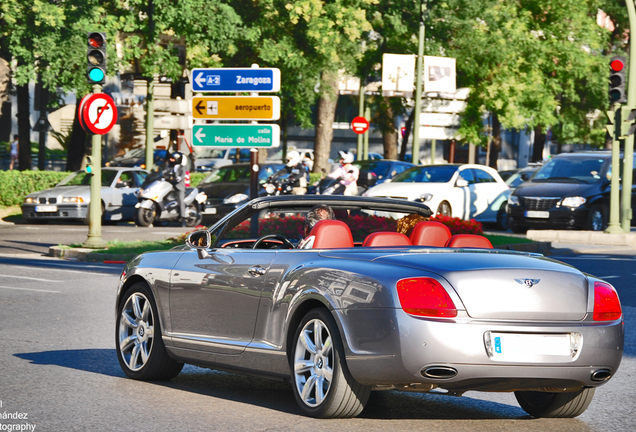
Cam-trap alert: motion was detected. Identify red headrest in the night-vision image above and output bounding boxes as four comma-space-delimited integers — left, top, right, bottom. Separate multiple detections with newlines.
309, 220, 354, 249
362, 232, 411, 247
409, 221, 451, 247
445, 234, 493, 249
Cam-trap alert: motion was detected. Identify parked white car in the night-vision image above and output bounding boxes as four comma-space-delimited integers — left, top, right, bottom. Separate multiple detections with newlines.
364, 164, 510, 229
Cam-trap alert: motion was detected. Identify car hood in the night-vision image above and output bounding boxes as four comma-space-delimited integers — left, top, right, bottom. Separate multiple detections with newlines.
515, 181, 601, 198
25, 185, 92, 198
320, 249, 588, 321
199, 182, 249, 199
367, 182, 451, 199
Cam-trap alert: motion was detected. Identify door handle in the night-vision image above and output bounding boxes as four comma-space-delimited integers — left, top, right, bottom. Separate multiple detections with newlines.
248, 266, 267, 277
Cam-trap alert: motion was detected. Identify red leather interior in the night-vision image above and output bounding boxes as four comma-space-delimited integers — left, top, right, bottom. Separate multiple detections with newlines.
409, 221, 452, 247
445, 234, 493, 249
363, 232, 411, 247
309, 220, 354, 249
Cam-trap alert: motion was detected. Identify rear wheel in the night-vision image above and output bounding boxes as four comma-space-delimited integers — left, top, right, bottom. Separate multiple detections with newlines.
116, 282, 183, 380
515, 388, 595, 418
496, 202, 509, 230
184, 205, 202, 227
437, 201, 452, 217
135, 204, 157, 227
290, 308, 370, 418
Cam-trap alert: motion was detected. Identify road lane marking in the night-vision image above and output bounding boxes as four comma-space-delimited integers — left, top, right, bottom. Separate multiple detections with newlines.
1, 264, 117, 276
598, 275, 620, 279
0, 285, 61, 293
0, 274, 62, 283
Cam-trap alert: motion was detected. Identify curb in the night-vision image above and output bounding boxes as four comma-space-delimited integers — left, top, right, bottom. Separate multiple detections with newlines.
49, 245, 138, 263
526, 230, 636, 247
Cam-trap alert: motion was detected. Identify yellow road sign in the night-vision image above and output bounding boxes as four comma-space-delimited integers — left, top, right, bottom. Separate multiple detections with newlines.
192, 96, 280, 120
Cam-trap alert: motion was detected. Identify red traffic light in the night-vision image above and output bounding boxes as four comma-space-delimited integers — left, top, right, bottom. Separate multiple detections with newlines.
610, 58, 625, 72
88, 33, 104, 48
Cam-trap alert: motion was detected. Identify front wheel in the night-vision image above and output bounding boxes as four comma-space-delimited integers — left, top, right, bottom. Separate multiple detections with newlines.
116, 282, 183, 380
586, 205, 607, 231
291, 308, 370, 418
185, 205, 202, 227
515, 388, 595, 418
135, 203, 157, 227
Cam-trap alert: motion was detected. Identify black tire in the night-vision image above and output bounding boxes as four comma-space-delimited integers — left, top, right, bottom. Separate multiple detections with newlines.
185, 205, 202, 227
290, 308, 371, 418
135, 204, 156, 227
437, 201, 452, 217
586, 205, 607, 231
515, 388, 595, 418
496, 202, 510, 230
116, 282, 183, 381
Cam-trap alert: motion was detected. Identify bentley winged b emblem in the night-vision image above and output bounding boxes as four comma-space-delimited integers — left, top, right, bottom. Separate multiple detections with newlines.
515, 278, 541, 288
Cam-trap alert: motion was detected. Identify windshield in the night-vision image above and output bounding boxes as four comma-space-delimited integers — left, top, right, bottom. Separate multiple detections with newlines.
57, 170, 118, 187
197, 148, 227, 159
391, 165, 459, 183
532, 157, 608, 184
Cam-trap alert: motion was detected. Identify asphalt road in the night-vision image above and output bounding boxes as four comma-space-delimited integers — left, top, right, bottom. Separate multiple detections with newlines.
0, 224, 634, 431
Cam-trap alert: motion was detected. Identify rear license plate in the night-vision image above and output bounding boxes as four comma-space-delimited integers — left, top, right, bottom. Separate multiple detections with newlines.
488, 332, 572, 363
525, 210, 549, 218
35, 205, 57, 212
203, 208, 217, 215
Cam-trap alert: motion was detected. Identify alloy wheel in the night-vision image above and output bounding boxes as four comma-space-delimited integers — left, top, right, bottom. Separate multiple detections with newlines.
118, 292, 155, 372
293, 318, 334, 407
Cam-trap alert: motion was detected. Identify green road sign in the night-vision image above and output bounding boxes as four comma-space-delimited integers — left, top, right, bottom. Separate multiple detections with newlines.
192, 124, 280, 148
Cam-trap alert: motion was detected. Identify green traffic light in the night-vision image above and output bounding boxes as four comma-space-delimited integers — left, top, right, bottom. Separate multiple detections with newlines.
88, 67, 105, 83
85, 165, 92, 174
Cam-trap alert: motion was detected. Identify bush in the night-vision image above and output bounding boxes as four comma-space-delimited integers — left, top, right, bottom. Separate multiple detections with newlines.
0, 171, 71, 207
429, 214, 483, 235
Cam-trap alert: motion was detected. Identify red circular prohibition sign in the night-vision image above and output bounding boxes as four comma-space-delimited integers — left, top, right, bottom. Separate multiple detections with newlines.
81, 93, 118, 135
351, 116, 369, 134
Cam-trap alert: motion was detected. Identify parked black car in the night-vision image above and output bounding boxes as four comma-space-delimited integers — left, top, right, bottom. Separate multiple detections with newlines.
198, 162, 285, 219
506, 152, 636, 232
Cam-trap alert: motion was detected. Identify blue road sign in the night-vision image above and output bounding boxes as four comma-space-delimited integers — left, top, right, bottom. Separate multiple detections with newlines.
191, 68, 281, 93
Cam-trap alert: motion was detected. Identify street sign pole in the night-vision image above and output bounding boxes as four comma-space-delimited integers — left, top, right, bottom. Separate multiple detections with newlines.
357, 81, 364, 159
83, 84, 107, 248
606, 106, 623, 234
145, 79, 155, 172
621, 0, 636, 231
412, 0, 427, 165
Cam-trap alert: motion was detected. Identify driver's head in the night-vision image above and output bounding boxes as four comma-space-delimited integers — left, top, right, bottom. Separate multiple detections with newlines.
304, 204, 335, 236
286, 150, 301, 167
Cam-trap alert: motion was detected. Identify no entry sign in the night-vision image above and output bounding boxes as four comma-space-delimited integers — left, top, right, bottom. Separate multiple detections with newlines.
351, 116, 369, 134
81, 93, 118, 135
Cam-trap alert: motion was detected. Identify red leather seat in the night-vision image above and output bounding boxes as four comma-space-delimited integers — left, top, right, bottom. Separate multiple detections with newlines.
445, 234, 493, 249
362, 232, 411, 247
409, 221, 451, 247
309, 220, 354, 249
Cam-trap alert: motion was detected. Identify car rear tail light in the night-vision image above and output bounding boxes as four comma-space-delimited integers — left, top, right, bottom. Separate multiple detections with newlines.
397, 277, 457, 318
593, 281, 622, 321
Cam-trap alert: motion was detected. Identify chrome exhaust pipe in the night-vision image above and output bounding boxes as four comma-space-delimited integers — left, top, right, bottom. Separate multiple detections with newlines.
590, 369, 611, 382
421, 366, 458, 379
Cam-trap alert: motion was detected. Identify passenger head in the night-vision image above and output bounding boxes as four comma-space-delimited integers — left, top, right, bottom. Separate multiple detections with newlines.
338, 151, 354, 165
304, 204, 336, 236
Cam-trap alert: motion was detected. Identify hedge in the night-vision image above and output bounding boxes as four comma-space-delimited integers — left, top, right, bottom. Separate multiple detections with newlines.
0, 171, 71, 207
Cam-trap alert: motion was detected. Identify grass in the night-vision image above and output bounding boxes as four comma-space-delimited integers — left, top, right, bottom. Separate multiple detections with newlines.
484, 234, 535, 247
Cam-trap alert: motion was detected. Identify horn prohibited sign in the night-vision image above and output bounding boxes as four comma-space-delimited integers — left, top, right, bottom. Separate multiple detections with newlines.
80, 93, 118, 135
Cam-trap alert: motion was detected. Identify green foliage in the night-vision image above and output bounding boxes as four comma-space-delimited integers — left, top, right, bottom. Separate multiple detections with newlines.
0, 171, 70, 207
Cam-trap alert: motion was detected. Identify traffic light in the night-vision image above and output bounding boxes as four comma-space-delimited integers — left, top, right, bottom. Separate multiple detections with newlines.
621, 106, 636, 137
609, 56, 626, 104
87, 32, 106, 85
84, 155, 93, 174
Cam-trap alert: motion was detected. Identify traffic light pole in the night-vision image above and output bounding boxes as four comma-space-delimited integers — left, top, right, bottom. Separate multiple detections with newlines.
412, 0, 426, 165
357, 81, 364, 159
145, 79, 155, 172
83, 85, 107, 248
606, 106, 622, 234
622, 0, 636, 232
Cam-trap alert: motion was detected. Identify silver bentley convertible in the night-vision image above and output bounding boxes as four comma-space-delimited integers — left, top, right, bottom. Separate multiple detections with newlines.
115, 195, 623, 419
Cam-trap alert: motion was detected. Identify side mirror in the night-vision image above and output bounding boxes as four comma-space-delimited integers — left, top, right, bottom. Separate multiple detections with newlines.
520, 173, 530, 181
456, 179, 469, 188
186, 230, 212, 259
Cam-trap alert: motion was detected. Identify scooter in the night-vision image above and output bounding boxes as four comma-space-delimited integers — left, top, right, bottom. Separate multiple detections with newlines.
134, 170, 207, 227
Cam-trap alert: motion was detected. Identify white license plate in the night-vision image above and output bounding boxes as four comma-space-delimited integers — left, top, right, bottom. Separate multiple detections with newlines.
525, 210, 549, 218
203, 208, 217, 215
489, 332, 572, 363
35, 205, 57, 212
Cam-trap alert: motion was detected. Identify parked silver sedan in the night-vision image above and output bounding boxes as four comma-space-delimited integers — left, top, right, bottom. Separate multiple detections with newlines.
115, 195, 623, 419
22, 167, 147, 223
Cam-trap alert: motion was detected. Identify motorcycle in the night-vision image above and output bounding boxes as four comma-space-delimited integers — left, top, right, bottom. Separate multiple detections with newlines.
134, 170, 207, 227
263, 177, 294, 196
